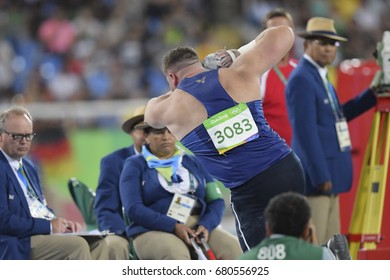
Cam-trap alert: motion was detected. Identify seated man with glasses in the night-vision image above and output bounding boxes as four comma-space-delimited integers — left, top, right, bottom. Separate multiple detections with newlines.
2, 131, 36, 142
0, 106, 109, 259
285, 17, 378, 245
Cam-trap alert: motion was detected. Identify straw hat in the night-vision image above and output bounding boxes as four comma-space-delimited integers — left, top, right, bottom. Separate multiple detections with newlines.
133, 122, 167, 133
297, 17, 347, 41
133, 121, 150, 130
121, 105, 146, 133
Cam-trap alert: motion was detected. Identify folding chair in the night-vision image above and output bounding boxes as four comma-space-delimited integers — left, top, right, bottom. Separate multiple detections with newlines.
67, 177, 98, 231
122, 207, 139, 260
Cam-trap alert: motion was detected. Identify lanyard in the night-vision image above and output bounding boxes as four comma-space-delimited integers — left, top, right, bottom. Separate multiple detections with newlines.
188, 173, 195, 194
17, 165, 55, 220
17, 164, 39, 200
321, 77, 344, 120
167, 172, 197, 194
273, 66, 287, 85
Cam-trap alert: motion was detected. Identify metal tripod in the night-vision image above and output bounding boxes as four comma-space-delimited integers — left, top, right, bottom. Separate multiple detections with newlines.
348, 94, 390, 259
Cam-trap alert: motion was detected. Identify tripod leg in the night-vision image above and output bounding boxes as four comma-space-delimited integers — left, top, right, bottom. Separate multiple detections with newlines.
348, 112, 380, 258
348, 111, 390, 259
363, 112, 390, 250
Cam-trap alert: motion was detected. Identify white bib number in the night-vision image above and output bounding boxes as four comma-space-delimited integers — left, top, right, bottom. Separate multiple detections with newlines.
203, 103, 259, 154
257, 244, 286, 260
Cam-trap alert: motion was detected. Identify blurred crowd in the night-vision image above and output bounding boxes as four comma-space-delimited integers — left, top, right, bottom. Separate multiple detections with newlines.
0, 0, 388, 105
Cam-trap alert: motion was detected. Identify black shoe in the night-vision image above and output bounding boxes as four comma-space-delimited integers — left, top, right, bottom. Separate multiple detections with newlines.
326, 234, 352, 260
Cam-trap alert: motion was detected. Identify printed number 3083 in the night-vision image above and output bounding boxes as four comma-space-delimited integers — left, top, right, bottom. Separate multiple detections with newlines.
214, 119, 253, 144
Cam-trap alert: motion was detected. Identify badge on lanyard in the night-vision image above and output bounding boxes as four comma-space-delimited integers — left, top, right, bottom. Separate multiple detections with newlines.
203, 103, 259, 154
167, 193, 196, 223
29, 198, 56, 220
335, 118, 352, 151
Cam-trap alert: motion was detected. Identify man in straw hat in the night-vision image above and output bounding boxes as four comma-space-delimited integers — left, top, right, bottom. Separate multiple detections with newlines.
94, 105, 147, 259
285, 17, 379, 245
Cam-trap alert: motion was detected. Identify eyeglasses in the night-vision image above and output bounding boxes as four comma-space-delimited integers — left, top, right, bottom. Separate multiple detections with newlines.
312, 39, 340, 47
2, 130, 36, 141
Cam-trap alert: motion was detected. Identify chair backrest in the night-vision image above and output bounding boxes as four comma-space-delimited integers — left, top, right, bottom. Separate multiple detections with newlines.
122, 207, 139, 260
67, 177, 97, 230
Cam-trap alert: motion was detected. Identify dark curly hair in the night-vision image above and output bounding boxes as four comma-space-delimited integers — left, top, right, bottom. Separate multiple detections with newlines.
265, 192, 310, 237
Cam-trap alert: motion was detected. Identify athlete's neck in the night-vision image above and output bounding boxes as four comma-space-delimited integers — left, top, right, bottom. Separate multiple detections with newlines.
177, 63, 205, 82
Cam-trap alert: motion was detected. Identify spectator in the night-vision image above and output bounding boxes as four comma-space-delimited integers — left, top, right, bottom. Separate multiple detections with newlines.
38, 7, 76, 54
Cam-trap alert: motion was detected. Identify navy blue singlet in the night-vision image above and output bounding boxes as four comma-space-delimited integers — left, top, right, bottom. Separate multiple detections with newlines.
179, 70, 291, 188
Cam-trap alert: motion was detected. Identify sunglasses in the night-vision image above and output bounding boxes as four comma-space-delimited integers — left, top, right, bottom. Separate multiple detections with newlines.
312, 39, 340, 47
2, 130, 36, 141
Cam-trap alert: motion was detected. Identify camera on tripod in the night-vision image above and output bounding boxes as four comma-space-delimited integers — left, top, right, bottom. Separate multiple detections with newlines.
373, 31, 390, 95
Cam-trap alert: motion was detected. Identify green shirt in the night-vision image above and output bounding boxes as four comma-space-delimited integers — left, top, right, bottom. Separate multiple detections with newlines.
239, 235, 332, 260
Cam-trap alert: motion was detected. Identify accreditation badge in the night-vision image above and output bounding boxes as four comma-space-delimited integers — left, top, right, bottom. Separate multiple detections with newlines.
167, 193, 196, 224
29, 198, 56, 220
203, 103, 259, 154
335, 118, 352, 151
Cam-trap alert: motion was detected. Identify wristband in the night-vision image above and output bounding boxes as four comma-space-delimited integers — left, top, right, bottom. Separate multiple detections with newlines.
226, 49, 238, 61
237, 39, 256, 55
